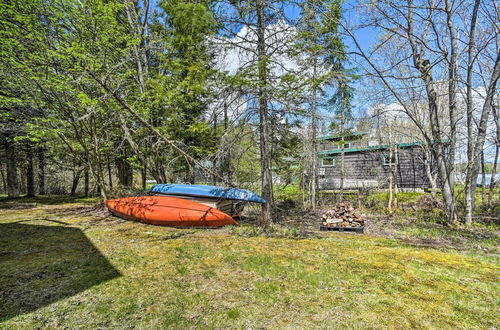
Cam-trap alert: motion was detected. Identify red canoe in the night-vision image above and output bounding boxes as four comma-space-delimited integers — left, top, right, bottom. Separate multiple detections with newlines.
105, 196, 238, 227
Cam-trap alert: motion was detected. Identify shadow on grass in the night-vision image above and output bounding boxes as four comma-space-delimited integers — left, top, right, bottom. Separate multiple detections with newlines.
0, 223, 120, 321
0, 195, 98, 206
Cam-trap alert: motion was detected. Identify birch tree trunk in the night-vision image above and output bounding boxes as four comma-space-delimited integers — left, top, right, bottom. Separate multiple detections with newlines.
464, 0, 482, 225
488, 103, 499, 206
465, 51, 500, 226
388, 125, 393, 212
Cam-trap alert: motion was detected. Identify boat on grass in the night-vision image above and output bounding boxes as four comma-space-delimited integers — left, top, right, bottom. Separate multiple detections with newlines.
149, 184, 267, 203
105, 196, 238, 227
148, 184, 265, 217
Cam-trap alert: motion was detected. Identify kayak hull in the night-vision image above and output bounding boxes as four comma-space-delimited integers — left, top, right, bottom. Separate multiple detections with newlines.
148, 194, 245, 217
149, 184, 267, 204
105, 196, 238, 227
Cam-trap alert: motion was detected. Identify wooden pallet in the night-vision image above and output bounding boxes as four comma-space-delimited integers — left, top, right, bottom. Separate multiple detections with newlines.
319, 225, 364, 233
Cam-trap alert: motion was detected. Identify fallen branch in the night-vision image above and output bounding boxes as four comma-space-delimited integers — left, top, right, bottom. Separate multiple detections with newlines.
86, 69, 232, 186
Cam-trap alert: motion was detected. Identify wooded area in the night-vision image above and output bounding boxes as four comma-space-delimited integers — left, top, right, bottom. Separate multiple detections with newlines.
0, 0, 498, 226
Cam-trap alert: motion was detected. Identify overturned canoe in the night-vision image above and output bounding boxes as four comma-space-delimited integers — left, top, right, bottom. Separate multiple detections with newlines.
149, 184, 267, 204
105, 196, 238, 227
156, 195, 245, 217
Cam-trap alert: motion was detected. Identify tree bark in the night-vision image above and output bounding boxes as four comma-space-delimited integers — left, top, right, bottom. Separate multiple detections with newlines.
38, 148, 45, 195
107, 157, 113, 189
116, 156, 133, 187
0, 166, 6, 194
4, 136, 19, 198
84, 168, 89, 197
310, 60, 318, 209
489, 145, 498, 206
70, 168, 81, 196
26, 143, 35, 197
141, 161, 147, 190
407, 3, 457, 223
488, 102, 499, 206
339, 81, 346, 203
464, 0, 482, 225
481, 151, 486, 206
424, 150, 437, 198
465, 50, 500, 226
256, 0, 273, 228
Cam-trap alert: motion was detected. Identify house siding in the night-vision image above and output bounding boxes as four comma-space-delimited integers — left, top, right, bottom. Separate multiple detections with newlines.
318, 146, 430, 190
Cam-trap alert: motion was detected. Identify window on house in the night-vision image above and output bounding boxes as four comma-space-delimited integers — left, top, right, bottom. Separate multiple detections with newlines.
321, 157, 336, 167
382, 154, 398, 166
335, 143, 351, 149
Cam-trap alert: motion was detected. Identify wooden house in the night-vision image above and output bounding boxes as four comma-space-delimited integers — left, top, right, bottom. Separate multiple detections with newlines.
318, 132, 431, 191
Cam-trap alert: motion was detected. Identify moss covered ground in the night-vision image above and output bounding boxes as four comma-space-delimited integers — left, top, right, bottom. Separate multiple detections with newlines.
0, 196, 499, 328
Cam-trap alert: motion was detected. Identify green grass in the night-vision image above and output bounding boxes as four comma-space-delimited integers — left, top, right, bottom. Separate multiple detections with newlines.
0, 198, 499, 328
0, 194, 98, 206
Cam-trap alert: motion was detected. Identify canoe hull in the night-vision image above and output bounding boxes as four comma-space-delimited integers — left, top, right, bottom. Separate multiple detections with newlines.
149, 184, 267, 204
149, 194, 245, 217
105, 196, 238, 227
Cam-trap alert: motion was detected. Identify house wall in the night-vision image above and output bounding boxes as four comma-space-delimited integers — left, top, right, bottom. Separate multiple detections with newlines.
319, 139, 368, 151
318, 146, 430, 190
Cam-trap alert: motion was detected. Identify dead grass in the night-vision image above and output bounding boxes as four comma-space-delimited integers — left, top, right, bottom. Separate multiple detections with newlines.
0, 197, 499, 328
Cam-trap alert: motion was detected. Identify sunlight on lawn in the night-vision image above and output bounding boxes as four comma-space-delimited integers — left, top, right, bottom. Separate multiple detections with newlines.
0, 203, 498, 328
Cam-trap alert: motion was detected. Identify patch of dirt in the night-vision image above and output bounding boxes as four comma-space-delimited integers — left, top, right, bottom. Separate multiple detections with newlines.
48, 203, 109, 217
0, 202, 38, 210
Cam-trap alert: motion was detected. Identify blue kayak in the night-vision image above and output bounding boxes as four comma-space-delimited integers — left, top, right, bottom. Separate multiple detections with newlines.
149, 184, 267, 204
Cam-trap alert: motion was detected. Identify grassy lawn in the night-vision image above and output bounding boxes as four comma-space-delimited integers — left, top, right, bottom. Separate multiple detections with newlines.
1, 198, 499, 328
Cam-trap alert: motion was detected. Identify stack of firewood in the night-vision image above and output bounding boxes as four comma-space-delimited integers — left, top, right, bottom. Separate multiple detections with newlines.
321, 203, 365, 228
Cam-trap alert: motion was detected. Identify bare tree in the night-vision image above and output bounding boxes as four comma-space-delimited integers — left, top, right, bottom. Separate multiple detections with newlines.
341, 0, 498, 224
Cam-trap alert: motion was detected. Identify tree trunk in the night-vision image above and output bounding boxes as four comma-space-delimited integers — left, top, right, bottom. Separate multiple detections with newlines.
394, 145, 399, 208
26, 143, 35, 197
70, 168, 81, 196
0, 166, 6, 193
339, 82, 346, 203
38, 148, 46, 195
115, 156, 134, 187
488, 101, 499, 206
465, 50, 500, 226
107, 157, 113, 189
256, 0, 273, 228
489, 145, 498, 206
407, 4, 457, 224
464, 0, 481, 226
481, 150, 486, 206
388, 126, 393, 212
141, 161, 147, 190
4, 136, 19, 198
423, 149, 437, 198
310, 61, 318, 209
84, 169, 89, 197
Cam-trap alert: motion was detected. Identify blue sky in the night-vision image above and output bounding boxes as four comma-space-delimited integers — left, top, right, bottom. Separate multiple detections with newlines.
281, 0, 379, 119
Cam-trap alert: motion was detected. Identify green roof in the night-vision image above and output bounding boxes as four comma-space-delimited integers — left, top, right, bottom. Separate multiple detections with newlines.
318, 141, 423, 156
318, 131, 368, 141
